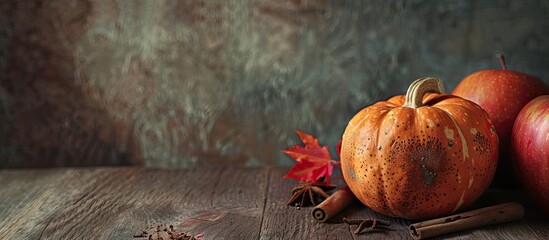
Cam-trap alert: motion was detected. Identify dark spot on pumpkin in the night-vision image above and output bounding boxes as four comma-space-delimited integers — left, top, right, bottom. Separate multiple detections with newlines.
473, 132, 491, 154
421, 164, 437, 186
448, 141, 454, 147
378, 145, 382, 150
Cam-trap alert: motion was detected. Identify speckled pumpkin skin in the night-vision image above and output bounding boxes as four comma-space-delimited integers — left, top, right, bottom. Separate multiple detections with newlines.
341, 93, 499, 220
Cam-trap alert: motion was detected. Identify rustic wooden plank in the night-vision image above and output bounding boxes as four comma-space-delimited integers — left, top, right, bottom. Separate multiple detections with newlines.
1, 167, 549, 240
162, 167, 270, 240
81, 167, 269, 240
0, 168, 149, 239
0, 168, 105, 239
0, 167, 270, 240
0, 169, 67, 240
42, 168, 155, 239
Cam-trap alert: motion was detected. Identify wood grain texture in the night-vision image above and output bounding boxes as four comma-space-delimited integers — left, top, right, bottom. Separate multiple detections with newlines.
0, 167, 269, 239
0, 167, 548, 239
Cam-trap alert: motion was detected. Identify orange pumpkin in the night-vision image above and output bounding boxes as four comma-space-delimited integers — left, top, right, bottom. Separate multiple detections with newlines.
340, 77, 498, 220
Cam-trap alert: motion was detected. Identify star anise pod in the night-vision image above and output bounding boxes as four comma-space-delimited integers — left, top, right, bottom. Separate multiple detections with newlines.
287, 182, 336, 209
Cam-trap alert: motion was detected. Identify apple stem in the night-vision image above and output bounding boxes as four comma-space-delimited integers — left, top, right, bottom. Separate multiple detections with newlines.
496, 54, 507, 70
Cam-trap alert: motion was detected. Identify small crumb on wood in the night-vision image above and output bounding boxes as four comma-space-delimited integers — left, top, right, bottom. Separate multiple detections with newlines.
133, 224, 204, 240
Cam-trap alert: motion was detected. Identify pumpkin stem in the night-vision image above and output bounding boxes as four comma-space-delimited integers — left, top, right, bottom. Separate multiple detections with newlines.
403, 77, 446, 109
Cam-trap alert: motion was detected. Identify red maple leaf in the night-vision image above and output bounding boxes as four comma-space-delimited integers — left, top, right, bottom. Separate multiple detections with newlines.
282, 130, 339, 184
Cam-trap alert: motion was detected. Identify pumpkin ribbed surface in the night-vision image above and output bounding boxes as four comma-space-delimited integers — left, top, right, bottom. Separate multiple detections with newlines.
340, 78, 498, 220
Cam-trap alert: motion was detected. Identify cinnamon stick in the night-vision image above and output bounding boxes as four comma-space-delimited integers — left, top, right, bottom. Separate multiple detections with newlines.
312, 186, 357, 222
409, 202, 524, 239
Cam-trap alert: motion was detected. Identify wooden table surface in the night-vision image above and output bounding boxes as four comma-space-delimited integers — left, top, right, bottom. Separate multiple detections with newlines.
0, 167, 547, 240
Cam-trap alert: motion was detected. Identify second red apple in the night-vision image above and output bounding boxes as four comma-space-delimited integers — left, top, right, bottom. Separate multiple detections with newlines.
452, 55, 549, 186
511, 95, 549, 216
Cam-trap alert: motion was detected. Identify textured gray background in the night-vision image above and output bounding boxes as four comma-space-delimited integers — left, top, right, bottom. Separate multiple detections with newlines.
1, 0, 548, 168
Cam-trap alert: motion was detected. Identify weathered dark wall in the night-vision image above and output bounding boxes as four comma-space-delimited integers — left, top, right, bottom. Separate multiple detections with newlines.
1, 0, 548, 168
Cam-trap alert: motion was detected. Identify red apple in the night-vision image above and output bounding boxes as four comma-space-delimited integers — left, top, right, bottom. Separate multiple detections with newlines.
452, 55, 549, 186
511, 95, 549, 215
